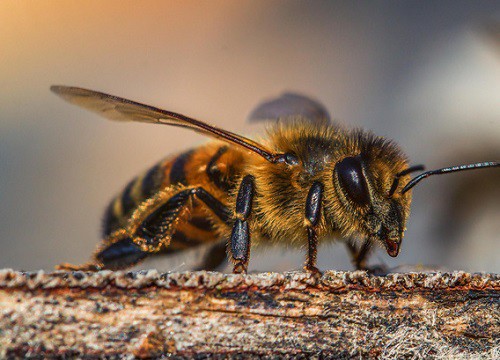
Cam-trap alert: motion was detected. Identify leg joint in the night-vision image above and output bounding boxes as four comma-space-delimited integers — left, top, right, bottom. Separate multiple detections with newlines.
193, 187, 231, 224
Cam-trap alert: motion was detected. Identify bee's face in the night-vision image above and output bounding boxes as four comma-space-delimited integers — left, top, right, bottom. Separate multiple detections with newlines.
331, 153, 412, 256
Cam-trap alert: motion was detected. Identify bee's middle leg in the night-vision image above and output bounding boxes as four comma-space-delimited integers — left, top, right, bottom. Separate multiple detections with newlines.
229, 175, 255, 274
304, 182, 324, 275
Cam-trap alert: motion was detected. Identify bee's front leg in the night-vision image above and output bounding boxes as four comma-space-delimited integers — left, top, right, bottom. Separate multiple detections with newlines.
304, 182, 324, 275
346, 240, 371, 270
229, 175, 255, 274
346, 240, 391, 275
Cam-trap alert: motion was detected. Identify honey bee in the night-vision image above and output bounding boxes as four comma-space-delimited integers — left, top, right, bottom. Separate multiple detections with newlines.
52, 86, 499, 274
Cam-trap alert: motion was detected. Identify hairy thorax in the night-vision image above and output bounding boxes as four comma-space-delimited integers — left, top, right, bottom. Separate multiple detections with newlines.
244, 121, 345, 245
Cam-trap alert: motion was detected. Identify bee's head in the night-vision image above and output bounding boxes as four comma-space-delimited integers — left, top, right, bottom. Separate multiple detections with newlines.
327, 134, 416, 257
328, 130, 499, 258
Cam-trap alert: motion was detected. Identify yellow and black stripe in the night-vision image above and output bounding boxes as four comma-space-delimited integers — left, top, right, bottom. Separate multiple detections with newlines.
102, 161, 166, 238
100, 143, 246, 258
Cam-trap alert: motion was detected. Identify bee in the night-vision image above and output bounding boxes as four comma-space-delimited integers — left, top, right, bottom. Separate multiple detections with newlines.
51, 86, 499, 274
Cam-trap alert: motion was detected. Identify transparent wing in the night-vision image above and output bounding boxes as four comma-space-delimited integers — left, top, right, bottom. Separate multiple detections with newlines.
248, 92, 331, 124
51, 86, 279, 162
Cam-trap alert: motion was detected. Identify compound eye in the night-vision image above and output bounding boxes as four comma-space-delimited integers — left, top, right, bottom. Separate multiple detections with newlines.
335, 156, 370, 206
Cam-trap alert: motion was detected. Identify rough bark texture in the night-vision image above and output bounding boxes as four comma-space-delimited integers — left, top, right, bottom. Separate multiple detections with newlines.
0, 269, 498, 359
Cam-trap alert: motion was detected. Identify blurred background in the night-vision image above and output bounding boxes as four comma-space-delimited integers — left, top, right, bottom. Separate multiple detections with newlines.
1, 1, 499, 272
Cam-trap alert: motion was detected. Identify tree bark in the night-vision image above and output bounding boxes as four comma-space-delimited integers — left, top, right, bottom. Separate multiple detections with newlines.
0, 269, 498, 359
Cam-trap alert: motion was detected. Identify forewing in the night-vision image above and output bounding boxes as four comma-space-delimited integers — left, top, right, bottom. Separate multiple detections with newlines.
248, 92, 331, 124
51, 86, 278, 162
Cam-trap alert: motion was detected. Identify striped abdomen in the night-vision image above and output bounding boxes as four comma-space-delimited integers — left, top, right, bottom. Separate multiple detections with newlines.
102, 142, 245, 251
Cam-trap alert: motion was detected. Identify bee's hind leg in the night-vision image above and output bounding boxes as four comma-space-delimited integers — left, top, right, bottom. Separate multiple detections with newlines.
55, 263, 102, 271
94, 231, 148, 270
56, 229, 147, 271
57, 186, 231, 271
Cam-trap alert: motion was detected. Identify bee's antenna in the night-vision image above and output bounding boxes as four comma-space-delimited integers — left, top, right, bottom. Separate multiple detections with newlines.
401, 161, 499, 194
388, 165, 425, 197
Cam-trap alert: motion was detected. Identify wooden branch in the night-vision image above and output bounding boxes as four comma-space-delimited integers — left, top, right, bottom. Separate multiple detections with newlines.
0, 269, 498, 359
